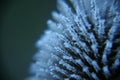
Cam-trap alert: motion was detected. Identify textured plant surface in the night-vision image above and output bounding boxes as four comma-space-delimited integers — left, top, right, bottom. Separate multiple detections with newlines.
29, 0, 120, 80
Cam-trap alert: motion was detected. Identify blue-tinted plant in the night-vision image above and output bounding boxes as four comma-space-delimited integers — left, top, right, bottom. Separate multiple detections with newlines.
28, 0, 120, 80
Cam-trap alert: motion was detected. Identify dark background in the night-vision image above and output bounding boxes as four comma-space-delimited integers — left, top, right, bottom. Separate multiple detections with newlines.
0, 0, 56, 80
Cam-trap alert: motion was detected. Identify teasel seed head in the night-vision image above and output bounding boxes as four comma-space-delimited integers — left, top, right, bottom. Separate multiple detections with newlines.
28, 0, 120, 80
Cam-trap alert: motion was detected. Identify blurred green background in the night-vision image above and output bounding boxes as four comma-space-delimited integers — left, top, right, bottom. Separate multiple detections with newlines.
0, 0, 56, 80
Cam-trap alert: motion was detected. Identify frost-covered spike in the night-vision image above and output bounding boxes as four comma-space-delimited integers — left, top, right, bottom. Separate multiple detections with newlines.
89, 32, 99, 57
74, 4, 89, 25
70, 0, 86, 15
69, 0, 80, 14
75, 59, 85, 68
97, 19, 106, 39
107, 0, 119, 17
54, 46, 66, 57
62, 55, 73, 62
63, 42, 71, 48
47, 20, 64, 33
90, 0, 106, 40
113, 59, 120, 69
102, 52, 108, 65
50, 67, 63, 80
50, 52, 59, 61
47, 20, 57, 31
30, 62, 51, 80
108, 26, 117, 40
83, 53, 92, 64
29, 0, 120, 80
103, 66, 111, 78
112, 50, 120, 69
113, 13, 120, 24
104, 40, 113, 54
71, 0, 92, 30
64, 42, 81, 56
100, 0, 108, 17
83, 67, 91, 77
59, 60, 76, 73
91, 72, 99, 80
33, 50, 50, 62
50, 74, 61, 80
52, 11, 68, 26
54, 66, 69, 78
70, 74, 82, 80
92, 60, 101, 72
76, 40, 91, 54
75, 16, 88, 35
57, 0, 74, 19
90, 0, 100, 21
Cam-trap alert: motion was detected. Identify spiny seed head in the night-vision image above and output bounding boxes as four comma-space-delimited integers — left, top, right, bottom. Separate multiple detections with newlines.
28, 0, 120, 80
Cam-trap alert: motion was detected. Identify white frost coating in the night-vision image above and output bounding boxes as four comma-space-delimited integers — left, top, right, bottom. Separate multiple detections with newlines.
83, 67, 91, 77
92, 60, 100, 72
113, 58, 120, 69
75, 59, 85, 67
70, 74, 82, 80
63, 55, 73, 61
29, 0, 120, 80
64, 42, 71, 48
59, 60, 76, 73
91, 72, 99, 80
103, 66, 111, 77
54, 66, 69, 77
83, 53, 92, 64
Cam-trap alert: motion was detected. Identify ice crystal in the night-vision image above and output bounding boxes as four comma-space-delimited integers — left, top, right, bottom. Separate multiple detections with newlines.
29, 0, 120, 80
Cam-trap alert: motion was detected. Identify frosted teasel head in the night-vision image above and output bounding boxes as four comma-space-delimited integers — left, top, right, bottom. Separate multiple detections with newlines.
29, 0, 120, 80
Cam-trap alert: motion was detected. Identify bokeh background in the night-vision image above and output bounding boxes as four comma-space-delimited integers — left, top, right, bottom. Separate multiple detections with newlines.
0, 0, 56, 80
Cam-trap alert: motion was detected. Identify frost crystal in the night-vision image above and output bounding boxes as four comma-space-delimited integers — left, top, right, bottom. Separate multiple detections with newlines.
29, 0, 120, 80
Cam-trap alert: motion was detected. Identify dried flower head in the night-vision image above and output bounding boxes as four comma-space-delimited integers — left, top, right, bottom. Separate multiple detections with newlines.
28, 0, 120, 80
